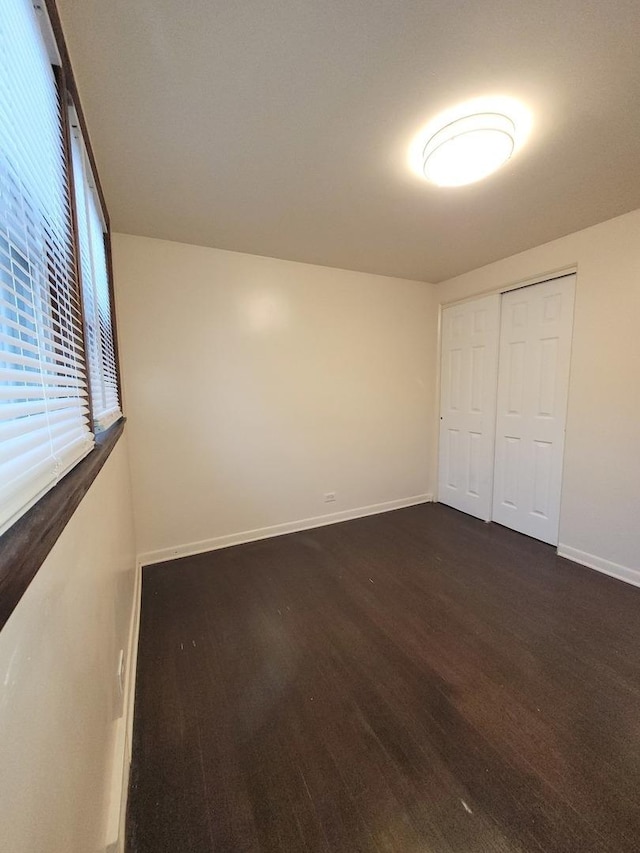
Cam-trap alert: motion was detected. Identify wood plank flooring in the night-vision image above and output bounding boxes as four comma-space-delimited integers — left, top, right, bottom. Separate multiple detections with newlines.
126, 503, 640, 852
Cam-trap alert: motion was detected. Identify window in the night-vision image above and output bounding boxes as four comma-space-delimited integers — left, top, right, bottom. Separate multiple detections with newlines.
0, 0, 121, 536
70, 121, 122, 432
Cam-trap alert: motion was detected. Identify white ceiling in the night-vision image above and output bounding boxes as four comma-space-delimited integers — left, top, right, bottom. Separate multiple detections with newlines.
57, 0, 640, 282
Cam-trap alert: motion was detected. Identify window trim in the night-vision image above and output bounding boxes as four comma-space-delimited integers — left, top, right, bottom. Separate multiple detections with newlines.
44, 0, 111, 235
0, 0, 125, 630
47, 0, 124, 431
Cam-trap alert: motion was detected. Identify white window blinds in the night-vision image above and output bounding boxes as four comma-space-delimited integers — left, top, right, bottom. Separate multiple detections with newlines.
0, 0, 93, 533
70, 127, 121, 432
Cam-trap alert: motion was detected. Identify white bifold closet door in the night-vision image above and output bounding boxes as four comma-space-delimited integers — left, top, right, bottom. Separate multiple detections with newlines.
492, 275, 575, 545
438, 294, 501, 521
438, 274, 575, 545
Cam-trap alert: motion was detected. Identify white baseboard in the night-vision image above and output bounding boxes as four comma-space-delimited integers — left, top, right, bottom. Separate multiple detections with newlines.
139, 494, 434, 567
126, 560, 143, 760
104, 559, 143, 853
557, 544, 640, 588
104, 717, 127, 853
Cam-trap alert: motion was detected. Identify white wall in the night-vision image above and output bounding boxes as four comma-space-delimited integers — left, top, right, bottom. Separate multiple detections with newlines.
437, 209, 640, 578
112, 234, 438, 562
0, 436, 137, 853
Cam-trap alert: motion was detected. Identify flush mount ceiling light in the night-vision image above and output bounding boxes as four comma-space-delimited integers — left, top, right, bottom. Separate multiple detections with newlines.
423, 112, 515, 186
408, 97, 531, 188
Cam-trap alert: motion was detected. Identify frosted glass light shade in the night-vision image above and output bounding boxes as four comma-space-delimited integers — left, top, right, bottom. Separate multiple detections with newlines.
423, 113, 515, 186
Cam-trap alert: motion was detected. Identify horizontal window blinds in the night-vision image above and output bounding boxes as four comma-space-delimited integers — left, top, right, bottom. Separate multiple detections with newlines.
0, 0, 93, 533
70, 129, 121, 432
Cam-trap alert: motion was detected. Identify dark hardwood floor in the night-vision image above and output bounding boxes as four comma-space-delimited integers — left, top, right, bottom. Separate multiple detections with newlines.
126, 503, 640, 853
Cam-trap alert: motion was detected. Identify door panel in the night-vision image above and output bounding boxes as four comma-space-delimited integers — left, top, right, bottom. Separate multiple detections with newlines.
438, 295, 500, 520
492, 275, 575, 544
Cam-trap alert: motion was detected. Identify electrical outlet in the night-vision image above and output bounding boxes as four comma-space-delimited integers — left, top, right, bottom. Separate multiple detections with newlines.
324, 491, 336, 503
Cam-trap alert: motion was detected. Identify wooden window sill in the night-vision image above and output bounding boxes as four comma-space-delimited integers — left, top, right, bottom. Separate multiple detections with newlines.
0, 417, 126, 631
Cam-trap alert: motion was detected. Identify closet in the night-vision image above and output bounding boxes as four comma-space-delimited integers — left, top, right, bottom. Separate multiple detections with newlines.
438, 274, 576, 546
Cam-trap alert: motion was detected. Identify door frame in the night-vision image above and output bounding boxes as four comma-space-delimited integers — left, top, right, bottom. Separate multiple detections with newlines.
433, 265, 578, 549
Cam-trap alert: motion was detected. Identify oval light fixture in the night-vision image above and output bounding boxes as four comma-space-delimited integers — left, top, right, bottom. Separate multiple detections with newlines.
423, 112, 515, 186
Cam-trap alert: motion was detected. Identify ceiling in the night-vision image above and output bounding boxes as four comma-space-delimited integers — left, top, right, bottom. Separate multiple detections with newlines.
57, 0, 640, 282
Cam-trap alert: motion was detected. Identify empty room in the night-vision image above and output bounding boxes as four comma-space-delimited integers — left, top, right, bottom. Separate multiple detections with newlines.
2, 1, 640, 851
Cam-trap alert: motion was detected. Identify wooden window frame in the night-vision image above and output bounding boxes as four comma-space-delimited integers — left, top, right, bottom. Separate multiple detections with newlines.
0, 0, 125, 631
